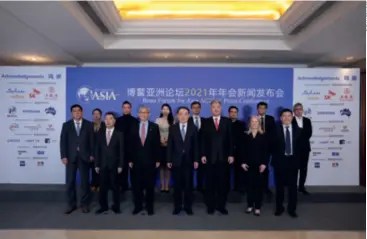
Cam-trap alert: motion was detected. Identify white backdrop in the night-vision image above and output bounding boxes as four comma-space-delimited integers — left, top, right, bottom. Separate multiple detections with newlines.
293, 68, 360, 185
0, 67, 361, 185
0, 67, 66, 184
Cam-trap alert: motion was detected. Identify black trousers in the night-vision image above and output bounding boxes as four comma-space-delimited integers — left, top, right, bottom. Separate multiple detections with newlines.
172, 165, 193, 209
245, 165, 264, 209
90, 162, 99, 187
99, 168, 120, 209
263, 155, 271, 192
274, 157, 298, 212
205, 161, 230, 210
234, 153, 245, 191
66, 155, 91, 207
298, 151, 310, 189
120, 159, 130, 191
132, 165, 156, 209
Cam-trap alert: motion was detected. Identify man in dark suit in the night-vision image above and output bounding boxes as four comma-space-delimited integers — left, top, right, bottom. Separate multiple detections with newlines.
60, 104, 94, 214
95, 112, 124, 214
188, 101, 205, 192
91, 108, 105, 191
167, 106, 199, 215
201, 100, 234, 215
228, 106, 246, 192
129, 106, 160, 215
116, 101, 139, 192
271, 108, 301, 218
292, 103, 312, 195
257, 101, 276, 198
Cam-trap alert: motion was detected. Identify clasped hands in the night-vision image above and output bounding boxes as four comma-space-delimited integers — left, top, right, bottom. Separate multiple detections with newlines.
201, 156, 234, 165
95, 167, 123, 174
241, 163, 267, 173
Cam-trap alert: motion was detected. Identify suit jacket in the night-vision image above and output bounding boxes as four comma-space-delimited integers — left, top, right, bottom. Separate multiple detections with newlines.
130, 121, 160, 168
231, 120, 246, 158
167, 123, 199, 167
116, 114, 139, 161
188, 116, 204, 130
201, 116, 234, 164
292, 116, 312, 152
60, 119, 94, 162
95, 128, 124, 170
271, 124, 301, 169
241, 133, 268, 166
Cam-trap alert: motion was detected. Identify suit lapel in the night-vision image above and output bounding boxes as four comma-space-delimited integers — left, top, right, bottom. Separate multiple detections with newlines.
279, 125, 285, 151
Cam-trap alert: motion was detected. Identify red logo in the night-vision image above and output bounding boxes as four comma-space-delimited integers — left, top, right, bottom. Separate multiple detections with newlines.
340, 88, 353, 101
324, 90, 336, 100
29, 88, 41, 98
45, 86, 58, 100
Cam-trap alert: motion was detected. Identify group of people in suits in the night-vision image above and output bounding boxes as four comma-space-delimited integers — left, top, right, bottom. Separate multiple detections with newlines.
60, 100, 312, 218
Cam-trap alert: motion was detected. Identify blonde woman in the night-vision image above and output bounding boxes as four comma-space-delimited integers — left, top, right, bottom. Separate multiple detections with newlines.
241, 116, 268, 216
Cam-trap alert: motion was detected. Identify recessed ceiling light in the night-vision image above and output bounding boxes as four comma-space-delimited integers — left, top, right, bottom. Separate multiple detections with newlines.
195, 55, 199, 59
31, 57, 37, 61
346, 56, 354, 60
225, 56, 230, 59
164, 55, 168, 59
15, 55, 51, 63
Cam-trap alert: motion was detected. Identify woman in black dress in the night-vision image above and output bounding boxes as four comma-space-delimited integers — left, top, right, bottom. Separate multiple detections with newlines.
241, 116, 268, 216
91, 108, 105, 191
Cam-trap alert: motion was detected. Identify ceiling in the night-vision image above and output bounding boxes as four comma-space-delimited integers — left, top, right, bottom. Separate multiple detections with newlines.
0, 1, 365, 68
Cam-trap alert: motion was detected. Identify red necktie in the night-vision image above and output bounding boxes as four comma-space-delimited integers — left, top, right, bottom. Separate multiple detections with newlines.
107, 130, 111, 145
141, 123, 146, 145
214, 117, 219, 131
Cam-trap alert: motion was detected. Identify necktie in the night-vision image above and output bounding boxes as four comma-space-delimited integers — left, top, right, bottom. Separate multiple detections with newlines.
141, 123, 146, 145
214, 117, 219, 131
107, 130, 111, 145
285, 126, 291, 155
260, 117, 265, 132
194, 117, 199, 129
181, 124, 186, 140
76, 122, 81, 136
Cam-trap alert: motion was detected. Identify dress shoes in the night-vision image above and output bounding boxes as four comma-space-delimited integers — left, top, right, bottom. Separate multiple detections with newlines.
64, 206, 77, 214
274, 207, 285, 216
207, 208, 215, 215
95, 208, 108, 215
288, 211, 298, 218
111, 207, 121, 214
132, 207, 143, 215
217, 208, 229, 215
172, 208, 182, 215
81, 205, 90, 213
184, 208, 194, 215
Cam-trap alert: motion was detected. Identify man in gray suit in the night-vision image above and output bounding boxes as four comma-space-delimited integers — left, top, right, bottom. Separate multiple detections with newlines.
60, 104, 95, 214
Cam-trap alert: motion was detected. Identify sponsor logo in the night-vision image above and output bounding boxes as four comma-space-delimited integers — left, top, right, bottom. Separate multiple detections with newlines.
7, 139, 20, 143
328, 147, 342, 150
45, 138, 51, 144
37, 161, 44, 166
23, 109, 41, 113
47, 73, 62, 80
313, 152, 321, 156
45, 106, 56, 116
6, 88, 25, 98
344, 75, 358, 81
340, 108, 351, 117
46, 124, 55, 131
25, 139, 40, 143
18, 150, 27, 155
24, 124, 41, 131
77, 85, 119, 103
45, 86, 58, 100
33, 157, 47, 160
33, 146, 47, 149
314, 162, 320, 168
37, 151, 45, 155
304, 108, 312, 116
324, 90, 336, 100
302, 90, 321, 96
339, 139, 351, 145
331, 152, 340, 157
319, 126, 336, 132
9, 123, 19, 131
340, 88, 353, 101
341, 125, 349, 133
29, 88, 41, 98
332, 162, 339, 167
19, 161, 26, 167
319, 140, 329, 144
7, 106, 17, 117
317, 111, 335, 115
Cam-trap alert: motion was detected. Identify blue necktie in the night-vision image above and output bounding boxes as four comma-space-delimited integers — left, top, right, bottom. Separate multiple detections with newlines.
285, 126, 291, 155
181, 125, 186, 140
76, 122, 81, 136
194, 117, 199, 129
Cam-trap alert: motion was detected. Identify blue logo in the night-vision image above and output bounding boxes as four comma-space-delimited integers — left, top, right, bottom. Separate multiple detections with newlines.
332, 152, 340, 156
19, 161, 26, 167
45, 107, 56, 115
340, 108, 351, 117
37, 151, 45, 155
7, 106, 17, 117
344, 75, 358, 81
48, 73, 62, 80
77, 85, 119, 103
302, 90, 320, 95
23, 109, 40, 113
6, 88, 25, 94
314, 162, 320, 168
304, 108, 312, 116
45, 138, 50, 144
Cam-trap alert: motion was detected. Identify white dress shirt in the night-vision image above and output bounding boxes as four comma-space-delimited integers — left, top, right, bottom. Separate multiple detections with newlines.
283, 124, 293, 155
212, 116, 221, 125
295, 116, 303, 128
179, 123, 188, 135
106, 127, 114, 140
192, 115, 201, 129
74, 119, 82, 129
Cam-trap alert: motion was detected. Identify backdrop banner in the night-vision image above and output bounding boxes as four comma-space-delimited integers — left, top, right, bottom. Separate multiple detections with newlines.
293, 68, 360, 185
0, 67, 66, 184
